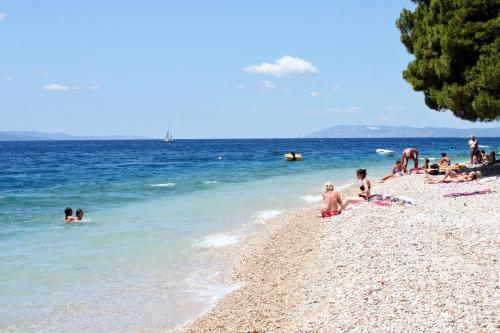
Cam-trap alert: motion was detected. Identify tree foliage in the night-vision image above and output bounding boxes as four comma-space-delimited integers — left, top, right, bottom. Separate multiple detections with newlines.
397, 0, 500, 121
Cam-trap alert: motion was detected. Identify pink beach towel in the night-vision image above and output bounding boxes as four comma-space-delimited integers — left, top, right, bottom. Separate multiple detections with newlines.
443, 189, 492, 198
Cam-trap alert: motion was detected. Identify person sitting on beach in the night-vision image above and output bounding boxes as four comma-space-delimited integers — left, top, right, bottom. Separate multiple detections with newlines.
487, 151, 496, 164
319, 181, 343, 218
64, 207, 77, 222
381, 160, 404, 181
410, 157, 431, 174
480, 150, 487, 163
75, 209, 84, 221
401, 148, 419, 173
342, 169, 371, 210
438, 153, 451, 166
426, 170, 481, 184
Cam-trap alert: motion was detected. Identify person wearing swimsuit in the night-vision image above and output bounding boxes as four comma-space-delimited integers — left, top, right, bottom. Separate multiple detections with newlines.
438, 153, 451, 166
426, 170, 480, 184
381, 160, 404, 181
401, 148, 419, 173
342, 169, 371, 210
319, 181, 343, 217
468, 135, 478, 165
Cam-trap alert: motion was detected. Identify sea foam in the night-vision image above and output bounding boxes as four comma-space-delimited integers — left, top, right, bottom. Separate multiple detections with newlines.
150, 183, 175, 187
254, 210, 284, 224
197, 234, 239, 248
203, 180, 218, 184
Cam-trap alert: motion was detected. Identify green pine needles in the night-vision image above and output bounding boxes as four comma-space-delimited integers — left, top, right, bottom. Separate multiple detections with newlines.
397, 0, 500, 121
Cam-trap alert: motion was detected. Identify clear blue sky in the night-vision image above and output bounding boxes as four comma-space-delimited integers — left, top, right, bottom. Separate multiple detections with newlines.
0, 1, 498, 138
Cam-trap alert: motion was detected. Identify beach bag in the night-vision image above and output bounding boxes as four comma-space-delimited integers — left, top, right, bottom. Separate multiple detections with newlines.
428, 163, 439, 175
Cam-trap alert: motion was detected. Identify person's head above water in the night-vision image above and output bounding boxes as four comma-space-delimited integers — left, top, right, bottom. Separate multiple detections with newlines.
76, 209, 84, 220
425, 157, 430, 162
441, 153, 447, 157
64, 207, 73, 217
324, 181, 334, 192
356, 169, 367, 179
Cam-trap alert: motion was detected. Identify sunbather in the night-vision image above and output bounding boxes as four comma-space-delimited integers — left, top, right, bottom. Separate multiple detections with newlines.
319, 181, 343, 217
438, 153, 451, 166
381, 160, 404, 181
342, 169, 372, 210
426, 170, 481, 184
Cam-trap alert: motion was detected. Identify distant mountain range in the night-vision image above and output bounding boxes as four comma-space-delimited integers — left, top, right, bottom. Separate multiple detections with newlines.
308, 125, 500, 138
0, 131, 149, 141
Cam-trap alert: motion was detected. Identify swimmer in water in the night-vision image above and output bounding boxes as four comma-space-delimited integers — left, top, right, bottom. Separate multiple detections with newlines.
75, 208, 84, 221
64, 207, 77, 222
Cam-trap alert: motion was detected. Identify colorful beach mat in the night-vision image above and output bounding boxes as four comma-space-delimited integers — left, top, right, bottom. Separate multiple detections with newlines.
443, 189, 492, 198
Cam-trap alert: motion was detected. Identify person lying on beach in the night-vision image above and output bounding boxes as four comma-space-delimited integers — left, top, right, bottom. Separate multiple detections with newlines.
402, 148, 419, 173
342, 169, 372, 210
438, 153, 451, 166
488, 151, 496, 164
426, 170, 481, 184
64, 207, 77, 222
76, 209, 84, 221
319, 181, 343, 217
381, 160, 404, 181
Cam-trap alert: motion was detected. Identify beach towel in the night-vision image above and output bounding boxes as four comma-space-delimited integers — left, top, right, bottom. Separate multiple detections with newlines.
443, 189, 492, 198
371, 194, 416, 206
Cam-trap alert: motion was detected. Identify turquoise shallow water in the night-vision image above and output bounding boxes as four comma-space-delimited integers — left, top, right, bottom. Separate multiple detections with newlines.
0, 138, 499, 331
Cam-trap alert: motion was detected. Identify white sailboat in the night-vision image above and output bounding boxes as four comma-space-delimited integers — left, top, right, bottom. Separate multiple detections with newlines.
163, 128, 174, 143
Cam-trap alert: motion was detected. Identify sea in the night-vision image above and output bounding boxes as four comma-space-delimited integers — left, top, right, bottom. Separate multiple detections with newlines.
1, 138, 499, 332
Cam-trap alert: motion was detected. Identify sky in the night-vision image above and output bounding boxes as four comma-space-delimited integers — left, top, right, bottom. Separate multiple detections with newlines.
0, 1, 498, 139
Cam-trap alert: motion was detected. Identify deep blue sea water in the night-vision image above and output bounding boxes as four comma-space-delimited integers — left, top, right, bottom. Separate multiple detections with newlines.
1, 138, 499, 332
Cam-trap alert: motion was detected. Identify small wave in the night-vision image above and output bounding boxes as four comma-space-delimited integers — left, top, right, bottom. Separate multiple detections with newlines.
419, 157, 436, 160
254, 210, 284, 224
197, 234, 239, 248
203, 180, 218, 184
301, 195, 322, 203
150, 183, 175, 187
478, 145, 489, 148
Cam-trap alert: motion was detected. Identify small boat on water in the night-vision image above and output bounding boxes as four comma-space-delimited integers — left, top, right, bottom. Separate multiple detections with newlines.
375, 148, 394, 156
284, 152, 301, 161
163, 128, 174, 143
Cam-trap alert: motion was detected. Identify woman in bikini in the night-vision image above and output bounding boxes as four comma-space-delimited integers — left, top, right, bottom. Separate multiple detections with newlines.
381, 160, 404, 181
426, 170, 481, 184
319, 181, 343, 217
342, 169, 371, 210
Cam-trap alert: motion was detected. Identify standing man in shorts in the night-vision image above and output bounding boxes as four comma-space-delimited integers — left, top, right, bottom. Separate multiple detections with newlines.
468, 135, 478, 165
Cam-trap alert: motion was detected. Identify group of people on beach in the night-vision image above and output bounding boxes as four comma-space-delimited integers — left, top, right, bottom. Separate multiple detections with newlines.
320, 136, 496, 218
64, 207, 84, 222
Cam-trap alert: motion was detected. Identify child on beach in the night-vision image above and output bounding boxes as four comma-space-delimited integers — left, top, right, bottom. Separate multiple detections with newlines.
319, 181, 343, 217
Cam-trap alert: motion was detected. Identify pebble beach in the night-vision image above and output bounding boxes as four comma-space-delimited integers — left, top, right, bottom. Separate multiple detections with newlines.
177, 171, 500, 332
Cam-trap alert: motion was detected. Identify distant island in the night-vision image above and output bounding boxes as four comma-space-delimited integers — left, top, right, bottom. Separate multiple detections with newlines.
308, 125, 500, 138
0, 131, 149, 141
